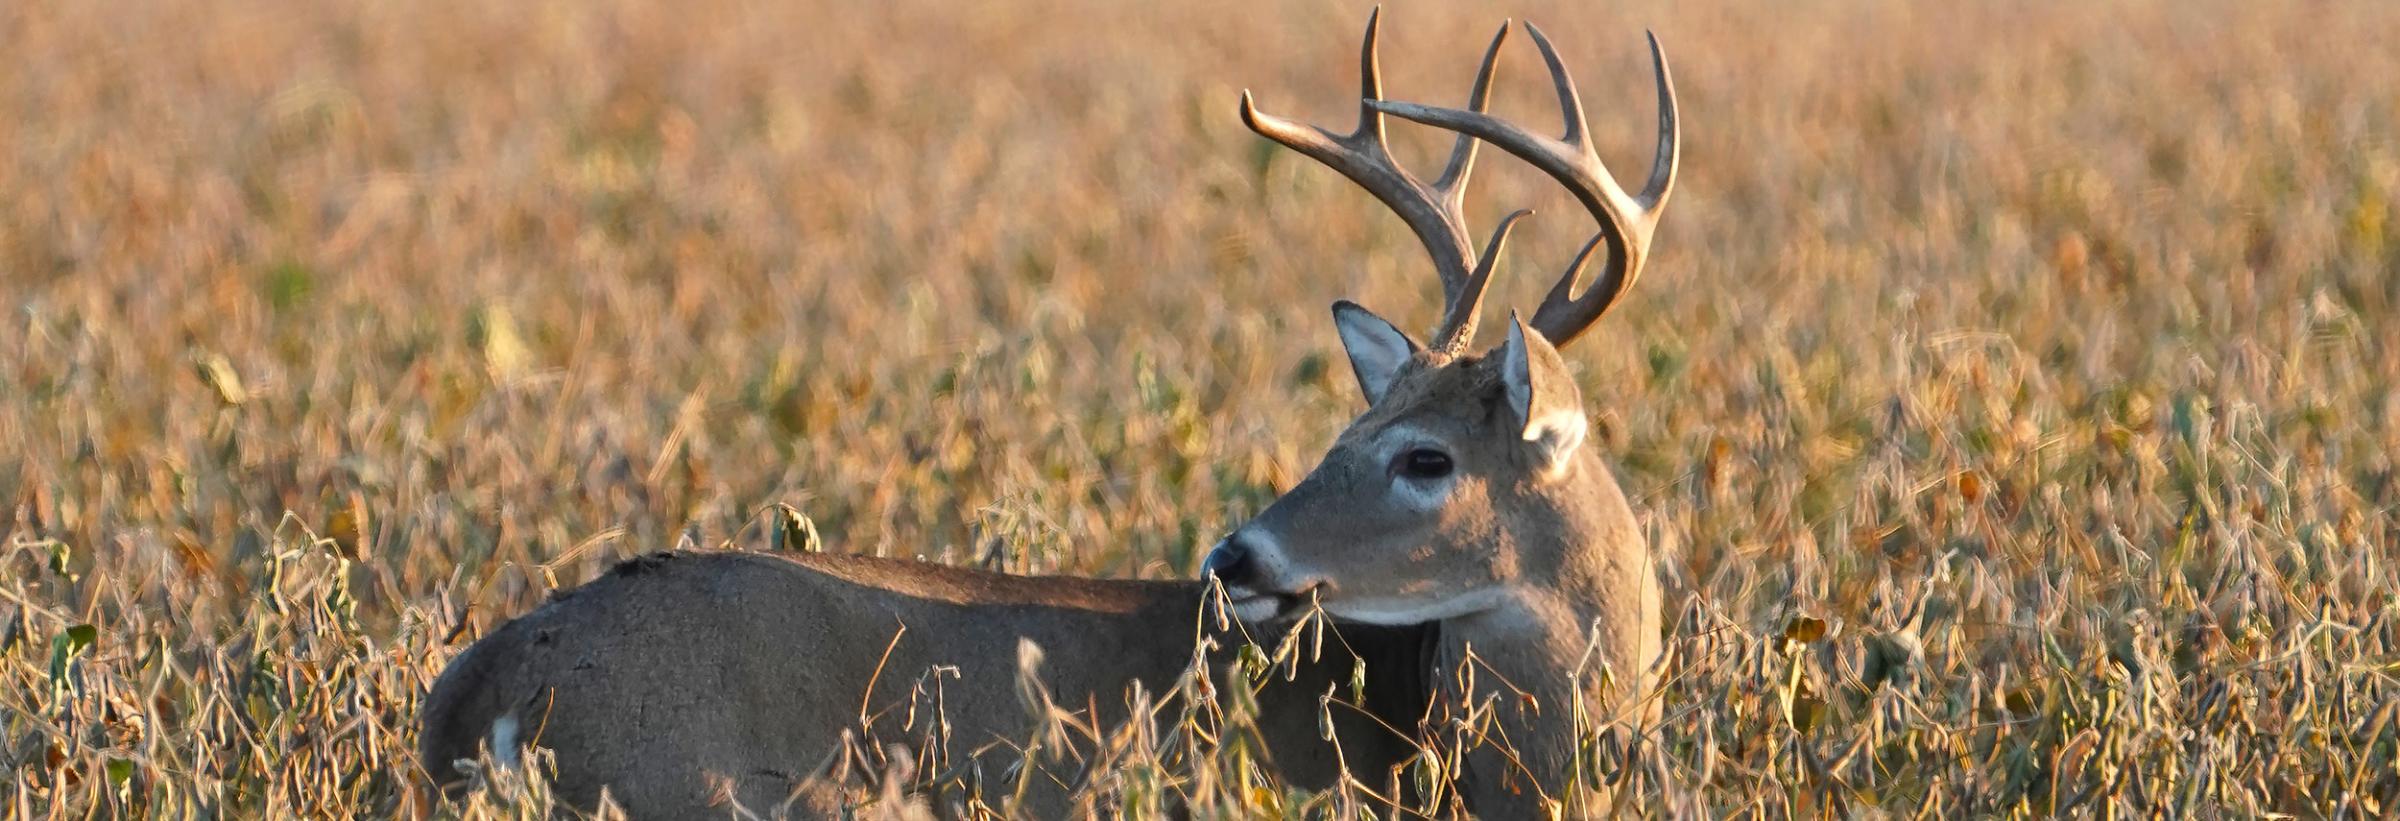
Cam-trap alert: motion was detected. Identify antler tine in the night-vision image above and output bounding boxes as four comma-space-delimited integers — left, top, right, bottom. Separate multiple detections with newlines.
1435, 208, 1532, 350
1430, 23, 1511, 204
1370, 24, 1682, 349
1636, 32, 1681, 207
1240, 9, 1514, 352
1355, 6, 1389, 148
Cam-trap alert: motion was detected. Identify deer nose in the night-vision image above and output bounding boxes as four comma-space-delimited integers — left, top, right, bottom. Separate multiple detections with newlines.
1202, 537, 1257, 588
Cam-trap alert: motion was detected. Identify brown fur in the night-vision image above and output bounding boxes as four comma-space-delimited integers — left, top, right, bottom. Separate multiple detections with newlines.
1224, 319, 1664, 818
419, 550, 1433, 818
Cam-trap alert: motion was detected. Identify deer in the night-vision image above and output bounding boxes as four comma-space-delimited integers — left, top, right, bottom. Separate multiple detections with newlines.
418, 9, 1678, 818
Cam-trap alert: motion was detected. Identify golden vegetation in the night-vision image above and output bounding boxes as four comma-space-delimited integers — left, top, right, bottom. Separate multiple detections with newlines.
4, 0, 2397, 815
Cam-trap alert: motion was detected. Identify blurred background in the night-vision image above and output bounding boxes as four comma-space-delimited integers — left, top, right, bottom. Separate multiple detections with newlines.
4, 0, 2396, 814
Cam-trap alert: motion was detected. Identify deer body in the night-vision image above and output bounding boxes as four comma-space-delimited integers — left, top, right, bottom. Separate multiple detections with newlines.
420, 550, 1431, 817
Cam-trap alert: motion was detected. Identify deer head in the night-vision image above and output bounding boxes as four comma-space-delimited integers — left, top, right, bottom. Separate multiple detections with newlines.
1206, 10, 1677, 629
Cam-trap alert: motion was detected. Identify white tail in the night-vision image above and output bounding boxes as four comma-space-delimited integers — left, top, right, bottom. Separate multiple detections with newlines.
418, 10, 1677, 818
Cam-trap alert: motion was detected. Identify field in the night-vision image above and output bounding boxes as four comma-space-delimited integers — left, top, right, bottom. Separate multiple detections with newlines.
5, 0, 2398, 816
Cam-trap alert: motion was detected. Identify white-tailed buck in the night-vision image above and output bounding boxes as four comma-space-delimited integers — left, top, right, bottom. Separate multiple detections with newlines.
419, 9, 1676, 818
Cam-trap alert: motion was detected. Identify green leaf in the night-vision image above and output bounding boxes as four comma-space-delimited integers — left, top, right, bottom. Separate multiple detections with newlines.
48, 624, 97, 703
777, 505, 824, 553
1288, 352, 1328, 389
1237, 642, 1268, 679
262, 260, 316, 311
48, 542, 78, 583
1788, 689, 1826, 734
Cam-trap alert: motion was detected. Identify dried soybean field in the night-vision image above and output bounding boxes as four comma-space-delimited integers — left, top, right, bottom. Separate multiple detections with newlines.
3, 0, 2398, 816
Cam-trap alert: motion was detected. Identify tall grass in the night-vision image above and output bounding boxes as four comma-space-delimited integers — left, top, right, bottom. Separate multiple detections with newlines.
3, 0, 2396, 815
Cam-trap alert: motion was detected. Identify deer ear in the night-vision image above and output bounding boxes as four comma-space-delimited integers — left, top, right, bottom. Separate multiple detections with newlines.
1332, 301, 1419, 405
1500, 315, 1588, 475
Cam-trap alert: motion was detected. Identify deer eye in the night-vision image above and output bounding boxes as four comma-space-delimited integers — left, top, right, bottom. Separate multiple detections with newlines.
1393, 448, 1454, 480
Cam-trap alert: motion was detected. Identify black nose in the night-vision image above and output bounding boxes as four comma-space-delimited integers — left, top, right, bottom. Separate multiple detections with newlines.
1203, 538, 1256, 587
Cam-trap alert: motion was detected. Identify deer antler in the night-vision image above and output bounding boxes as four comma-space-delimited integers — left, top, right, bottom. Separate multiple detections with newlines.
1240, 9, 1518, 354
1370, 23, 1681, 349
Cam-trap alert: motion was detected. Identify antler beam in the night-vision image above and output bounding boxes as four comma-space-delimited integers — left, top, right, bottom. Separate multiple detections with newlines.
1240, 9, 1516, 352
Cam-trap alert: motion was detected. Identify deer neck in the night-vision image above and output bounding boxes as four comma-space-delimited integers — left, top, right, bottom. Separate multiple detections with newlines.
1432, 448, 1659, 810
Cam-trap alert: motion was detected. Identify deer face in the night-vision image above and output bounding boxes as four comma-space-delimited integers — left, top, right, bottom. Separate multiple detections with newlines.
1208, 302, 1592, 625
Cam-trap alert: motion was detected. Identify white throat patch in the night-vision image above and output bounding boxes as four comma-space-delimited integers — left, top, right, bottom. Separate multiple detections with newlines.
1323, 587, 1514, 625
